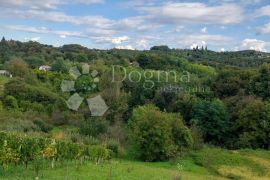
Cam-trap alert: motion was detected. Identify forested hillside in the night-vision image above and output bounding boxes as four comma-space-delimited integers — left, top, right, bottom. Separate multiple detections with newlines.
0, 37, 270, 179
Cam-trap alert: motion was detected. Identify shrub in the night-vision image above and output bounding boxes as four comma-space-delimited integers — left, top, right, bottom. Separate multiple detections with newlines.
33, 119, 53, 133
3, 95, 18, 109
128, 104, 193, 161
0, 132, 111, 168
106, 139, 120, 156
79, 118, 108, 137
4, 79, 58, 105
86, 145, 111, 164
5, 58, 29, 77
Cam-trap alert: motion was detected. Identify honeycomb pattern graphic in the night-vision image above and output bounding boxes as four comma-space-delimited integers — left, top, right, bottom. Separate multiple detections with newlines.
61, 64, 108, 116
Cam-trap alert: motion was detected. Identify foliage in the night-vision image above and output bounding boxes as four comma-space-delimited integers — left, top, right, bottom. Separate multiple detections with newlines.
4, 79, 58, 105
51, 58, 69, 73
79, 118, 108, 137
235, 98, 270, 148
128, 104, 193, 161
191, 99, 229, 145
0, 132, 112, 170
5, 58, 29, 77
0, 38, 270, 167
24, 56, 45, 69
212, 69, 244, 98
248, 64, 270, 99
33, 119, 53, 133
2, 95, 18, 109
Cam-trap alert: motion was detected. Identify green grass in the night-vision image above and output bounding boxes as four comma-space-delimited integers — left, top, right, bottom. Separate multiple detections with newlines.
0, 159, 223, 180
0, 148, 269, 180
190, 147, 267, 175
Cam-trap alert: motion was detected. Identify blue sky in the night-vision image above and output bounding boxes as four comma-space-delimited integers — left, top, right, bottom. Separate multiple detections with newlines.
0, 0, 270, 51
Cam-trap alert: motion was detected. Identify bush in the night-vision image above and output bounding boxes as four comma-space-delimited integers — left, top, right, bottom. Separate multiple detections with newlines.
4, 79, 58, 105
0, 132, 111, 169
106, 139, 120, 156
79, 118, 108, 137
3, 95, 18, 109
128, 104, 193, 161
33, 119, 53, 133
86, 145, 111, 164
5, 58, 29, 77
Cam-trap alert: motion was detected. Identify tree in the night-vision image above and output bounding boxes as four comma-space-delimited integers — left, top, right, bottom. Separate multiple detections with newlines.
229, 96, 270, 149
5, 58, 29, 77
128, 104, 193, 161
150, 45, 170, 51
24, 56, 45, 68
0, 37, 9, 63
1, 37, 6, 43
79, 118, 108, 137
76, 53, 88, 62
191, 99, 229, 145
136, 53, 150, 68
51, 58, 69, 73
75, 75, 95, 93
248, 64, 270, 99
212, 70, 243, 98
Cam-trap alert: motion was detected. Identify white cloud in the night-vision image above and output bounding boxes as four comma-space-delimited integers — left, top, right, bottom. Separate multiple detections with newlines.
201, 27, 207, 33
0, 9, 145, 38
31, 37, 40, 41
111, 36, 129, 44
141, 3, 244, 25
92, 36, 130, 45
24, 37, 40, 42
174, 25, 185, 32
220, 26, 226, 30
59, 35, 66, 38
210, 0, 261, 5
190, 41, 207, 49
237, 39, 269, 52
179, 34, 231, 48
258, 23, 270, 34
220, 48, 226, 52
2, 25, 87, 38
115, 45, 134, 50
136, 39, 148, 49
255, 5, 270, 17
73, 0, 104, 5
0, 0, 104, 10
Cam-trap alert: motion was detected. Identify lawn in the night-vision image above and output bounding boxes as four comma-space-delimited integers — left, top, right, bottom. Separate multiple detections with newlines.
1, 148, 269, 180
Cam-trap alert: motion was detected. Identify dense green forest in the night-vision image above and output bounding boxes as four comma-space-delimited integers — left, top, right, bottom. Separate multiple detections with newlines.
0, 37, 270, 179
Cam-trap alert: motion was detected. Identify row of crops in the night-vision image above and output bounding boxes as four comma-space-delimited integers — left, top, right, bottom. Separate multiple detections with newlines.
0, 132, 111, 170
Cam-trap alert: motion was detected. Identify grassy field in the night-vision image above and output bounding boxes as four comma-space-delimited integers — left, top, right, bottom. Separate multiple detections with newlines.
1, 148, 270, 180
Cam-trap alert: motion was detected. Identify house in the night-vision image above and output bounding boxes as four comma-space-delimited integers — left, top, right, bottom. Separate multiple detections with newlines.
0, 70, 12, 78
39, 65, 52, 71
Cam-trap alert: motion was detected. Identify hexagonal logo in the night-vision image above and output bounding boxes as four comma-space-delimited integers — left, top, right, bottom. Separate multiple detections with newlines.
66, 93, 84, 111
87, 95, 108, 117
60, 64, 108, 116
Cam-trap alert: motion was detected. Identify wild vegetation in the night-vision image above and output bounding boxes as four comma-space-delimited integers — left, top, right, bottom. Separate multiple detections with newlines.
0, 37, 270, 179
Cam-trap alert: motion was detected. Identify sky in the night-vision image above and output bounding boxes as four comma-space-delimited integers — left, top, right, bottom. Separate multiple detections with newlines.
0, 0, 270, 52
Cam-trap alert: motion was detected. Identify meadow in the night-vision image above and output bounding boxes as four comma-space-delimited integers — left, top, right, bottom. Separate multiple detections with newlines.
0, 148, 270, 180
